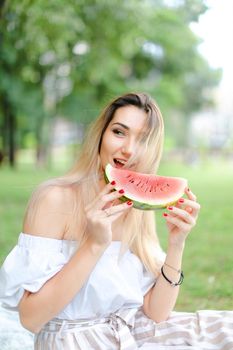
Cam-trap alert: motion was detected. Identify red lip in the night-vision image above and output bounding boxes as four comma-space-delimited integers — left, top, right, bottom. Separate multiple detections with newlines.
113, 158, 137, 170
114, 161, 124, 168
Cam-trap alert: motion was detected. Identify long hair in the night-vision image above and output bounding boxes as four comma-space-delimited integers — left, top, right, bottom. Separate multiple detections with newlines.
24, 92, 165, 275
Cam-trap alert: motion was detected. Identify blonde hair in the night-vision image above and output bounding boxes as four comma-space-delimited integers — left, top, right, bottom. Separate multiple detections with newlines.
24, 92, 164, 276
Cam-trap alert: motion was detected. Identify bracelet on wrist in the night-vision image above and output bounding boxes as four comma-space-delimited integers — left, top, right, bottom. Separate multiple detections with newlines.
164, 262, 181, 274
161, 265, 184, 287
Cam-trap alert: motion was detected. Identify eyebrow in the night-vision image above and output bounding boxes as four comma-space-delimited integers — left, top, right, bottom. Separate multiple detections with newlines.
112, 122, 148, 138
112, 122, 129, 130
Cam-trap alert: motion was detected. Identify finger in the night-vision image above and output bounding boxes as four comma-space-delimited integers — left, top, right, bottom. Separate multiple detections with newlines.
91, 181, 120, 209
101, 189, 126, 208
185, 206, 193, 214
176, 198, 200, 213
167, 206, 195, 225
99, 181, 117, 196
164, 214, 191, 233
109, 207, 132, 222
103, 201, 133, 219
185, 187, 197, 202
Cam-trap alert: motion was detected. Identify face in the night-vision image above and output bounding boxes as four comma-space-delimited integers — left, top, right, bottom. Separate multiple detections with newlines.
99, 105, 147, 171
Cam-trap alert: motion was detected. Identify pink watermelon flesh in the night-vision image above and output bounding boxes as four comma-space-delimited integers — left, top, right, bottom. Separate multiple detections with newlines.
105, 163, 187, 210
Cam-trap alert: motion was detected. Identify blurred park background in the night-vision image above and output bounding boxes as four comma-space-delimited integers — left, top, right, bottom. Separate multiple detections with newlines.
0, 0, 233, 316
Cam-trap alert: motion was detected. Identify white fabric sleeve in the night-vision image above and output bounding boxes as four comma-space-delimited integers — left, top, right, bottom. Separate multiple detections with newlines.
0, 233, 68, 310
140, 268, 156, 296
140, 245, 166, 295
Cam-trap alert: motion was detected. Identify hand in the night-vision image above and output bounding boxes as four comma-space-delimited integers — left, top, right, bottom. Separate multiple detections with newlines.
163, 188, 200, 247
85, 182, 133, 247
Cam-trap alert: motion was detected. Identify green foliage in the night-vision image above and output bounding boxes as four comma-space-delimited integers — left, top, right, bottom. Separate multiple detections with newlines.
0, 0, 221, 165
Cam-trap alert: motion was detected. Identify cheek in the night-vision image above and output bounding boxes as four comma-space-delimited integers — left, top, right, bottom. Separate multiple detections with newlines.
101, 132, 119, 155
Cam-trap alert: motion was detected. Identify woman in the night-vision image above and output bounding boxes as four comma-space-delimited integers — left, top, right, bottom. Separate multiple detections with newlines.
0, 93, 232, 350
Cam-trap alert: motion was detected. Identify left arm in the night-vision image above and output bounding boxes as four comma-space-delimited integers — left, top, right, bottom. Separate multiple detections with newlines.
143, 188, 200, 323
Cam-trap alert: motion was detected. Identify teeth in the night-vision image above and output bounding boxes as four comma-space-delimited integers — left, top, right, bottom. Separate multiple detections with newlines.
115, 159, 126, 165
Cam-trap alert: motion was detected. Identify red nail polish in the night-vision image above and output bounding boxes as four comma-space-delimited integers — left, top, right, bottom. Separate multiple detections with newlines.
163, 213, 168, 217
127, 201, 133, 205
179, 198, 184, 203
119, 189, 124, 194
111, 180, 116, 185
168, 206, 173, 210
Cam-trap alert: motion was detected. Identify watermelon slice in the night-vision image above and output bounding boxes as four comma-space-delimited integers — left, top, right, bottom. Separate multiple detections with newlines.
105, 163, 187, 210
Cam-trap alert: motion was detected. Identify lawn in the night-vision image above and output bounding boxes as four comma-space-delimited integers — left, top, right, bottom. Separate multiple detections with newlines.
0, 157, 233, 312
156, 158, 233, 311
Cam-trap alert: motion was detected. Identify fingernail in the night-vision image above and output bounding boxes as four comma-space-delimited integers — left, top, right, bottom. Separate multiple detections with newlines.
179, 198, 184, 203
168, 206, 173, 210
127, 201, 133, 205
163, 213, 168, 217
119, 189, 124, 194
111, 180, 116, 185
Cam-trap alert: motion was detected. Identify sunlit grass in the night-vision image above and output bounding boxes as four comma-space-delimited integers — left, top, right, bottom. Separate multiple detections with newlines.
0, 156, 233, 311
157, 158, 233, 311
0, 165, 59, 261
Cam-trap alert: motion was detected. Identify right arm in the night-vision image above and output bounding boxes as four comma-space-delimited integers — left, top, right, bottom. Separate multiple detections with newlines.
19, 237, 107, 333
19, 183, 131, 333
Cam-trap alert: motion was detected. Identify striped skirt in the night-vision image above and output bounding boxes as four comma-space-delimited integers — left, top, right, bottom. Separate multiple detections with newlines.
34, 308, 233, 350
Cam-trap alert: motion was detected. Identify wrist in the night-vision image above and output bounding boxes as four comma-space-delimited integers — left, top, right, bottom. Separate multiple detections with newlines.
168, 241, 185, 253
165, 243, 184, 272
86, 237, 110, 255
161, 265, 184, 287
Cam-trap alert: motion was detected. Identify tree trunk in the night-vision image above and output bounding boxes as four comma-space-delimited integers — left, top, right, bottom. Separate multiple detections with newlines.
35, 116, 46, 168
35, 113, 53, 168
0, 0, 7, 19
2, 93, 16, 167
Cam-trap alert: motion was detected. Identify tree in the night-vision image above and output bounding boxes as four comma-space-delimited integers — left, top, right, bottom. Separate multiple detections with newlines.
0, 0, 221, 167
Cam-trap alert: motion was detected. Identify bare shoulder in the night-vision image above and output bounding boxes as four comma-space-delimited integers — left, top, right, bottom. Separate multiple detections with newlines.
23, 184, 76, 240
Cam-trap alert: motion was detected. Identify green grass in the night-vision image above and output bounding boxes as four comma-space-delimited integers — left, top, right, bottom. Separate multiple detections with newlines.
0, 165, 60, 261
0, 158, 233, 312
157, 159, 233, 311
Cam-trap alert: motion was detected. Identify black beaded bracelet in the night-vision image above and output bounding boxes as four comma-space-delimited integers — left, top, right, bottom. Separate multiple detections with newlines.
161, 265, 184, 287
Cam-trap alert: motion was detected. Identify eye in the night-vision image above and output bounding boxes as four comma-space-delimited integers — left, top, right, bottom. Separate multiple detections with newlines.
112, 128, 125, 136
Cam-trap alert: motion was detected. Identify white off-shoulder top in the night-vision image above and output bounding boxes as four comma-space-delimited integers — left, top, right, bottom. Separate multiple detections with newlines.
0, 233, 165, 320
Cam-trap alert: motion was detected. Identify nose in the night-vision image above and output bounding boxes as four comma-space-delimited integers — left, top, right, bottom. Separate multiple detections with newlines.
121, 137, 135, 157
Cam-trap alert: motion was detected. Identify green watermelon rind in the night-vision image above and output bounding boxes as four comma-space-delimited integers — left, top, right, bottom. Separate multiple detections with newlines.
104, 164, 187, 211
118, 195, 179, 210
